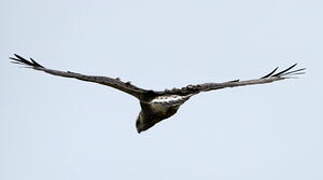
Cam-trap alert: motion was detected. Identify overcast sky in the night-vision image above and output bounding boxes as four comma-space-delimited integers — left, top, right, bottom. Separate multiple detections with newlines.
1, 0, 322, 179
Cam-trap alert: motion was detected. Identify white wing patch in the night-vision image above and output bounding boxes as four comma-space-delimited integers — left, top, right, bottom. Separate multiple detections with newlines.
150, 95, 192, 113
151, 95, 191, 105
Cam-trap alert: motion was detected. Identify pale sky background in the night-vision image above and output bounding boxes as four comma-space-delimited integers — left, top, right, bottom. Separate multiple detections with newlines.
1, 0, 322, 179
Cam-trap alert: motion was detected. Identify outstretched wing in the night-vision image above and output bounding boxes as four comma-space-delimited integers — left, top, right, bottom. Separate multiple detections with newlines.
156, 64, 305, 96
10, 54, 149, 99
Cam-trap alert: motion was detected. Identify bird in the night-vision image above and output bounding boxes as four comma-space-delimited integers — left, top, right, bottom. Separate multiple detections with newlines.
10, 54, 305, 133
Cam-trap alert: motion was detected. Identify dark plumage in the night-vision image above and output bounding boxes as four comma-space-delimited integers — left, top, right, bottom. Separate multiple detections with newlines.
10, 54, 305, 133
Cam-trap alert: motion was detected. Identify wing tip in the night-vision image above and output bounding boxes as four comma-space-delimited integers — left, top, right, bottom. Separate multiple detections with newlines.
262, 63, 305, 79
10, 54, 44, 69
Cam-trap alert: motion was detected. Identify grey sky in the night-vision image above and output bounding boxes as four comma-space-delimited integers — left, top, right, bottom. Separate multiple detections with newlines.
1, 0, 322, 179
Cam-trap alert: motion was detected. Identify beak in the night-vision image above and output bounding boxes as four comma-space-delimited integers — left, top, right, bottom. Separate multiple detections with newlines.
137, 129, 142, 134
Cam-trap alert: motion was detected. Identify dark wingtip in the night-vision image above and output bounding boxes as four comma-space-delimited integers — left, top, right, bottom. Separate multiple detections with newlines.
14, 53, 23, 59
273, 63, 297, 77
30, 58, 44, 68
261, 63, 305, 79
261, 67, 279, 79
10, 54, 44, 68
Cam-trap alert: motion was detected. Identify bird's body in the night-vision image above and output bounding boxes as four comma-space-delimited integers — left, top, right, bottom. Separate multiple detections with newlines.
10, 54, 305, 133
137, 94, 192, 132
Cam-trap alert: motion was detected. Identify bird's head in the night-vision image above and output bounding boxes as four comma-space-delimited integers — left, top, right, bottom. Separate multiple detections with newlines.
136, 118, 143, 134
135, 112, 156, 134
135, 112, 146, 134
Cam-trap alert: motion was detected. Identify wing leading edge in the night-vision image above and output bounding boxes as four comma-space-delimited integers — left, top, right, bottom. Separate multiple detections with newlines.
10, 54, 149, 99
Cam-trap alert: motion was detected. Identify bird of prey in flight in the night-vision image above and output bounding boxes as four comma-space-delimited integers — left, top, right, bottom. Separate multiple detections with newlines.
10, 54, 305, 133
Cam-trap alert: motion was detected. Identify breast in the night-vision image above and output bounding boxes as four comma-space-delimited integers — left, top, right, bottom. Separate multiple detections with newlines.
150, 103, 171, 113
